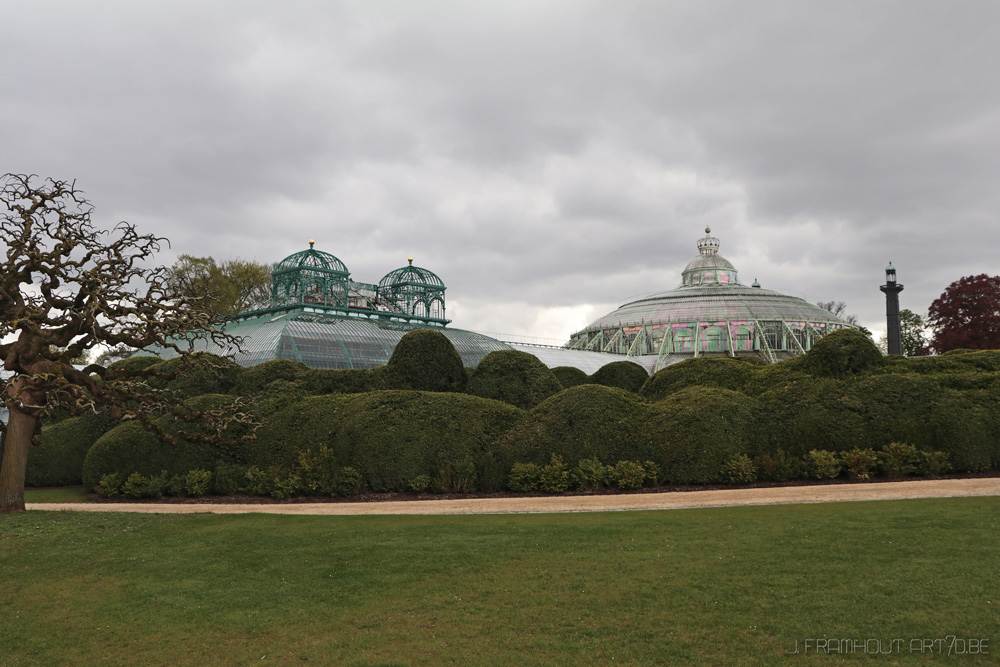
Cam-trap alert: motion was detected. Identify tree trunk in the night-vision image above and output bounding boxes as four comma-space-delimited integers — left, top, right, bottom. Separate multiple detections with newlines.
0, 404, 37, 513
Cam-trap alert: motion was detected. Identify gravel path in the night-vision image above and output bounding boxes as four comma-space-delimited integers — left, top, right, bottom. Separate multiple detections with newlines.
27, 477, 1000, 516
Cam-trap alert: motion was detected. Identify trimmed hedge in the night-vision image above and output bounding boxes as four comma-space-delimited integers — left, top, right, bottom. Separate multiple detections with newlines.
82, 394, 252, 490
797, 328, 884, 378
235, 359, 309, 395
641, 356, 761, 400
334, 391, 524, 492
145, 353, 242, 397
255, 390, 524, 492
467, 350, 563, 409
299, 368, 379, 395
378, 329, 467, 392
499, 384, 655, 468
588, 361, 649, 393
647, 386, 760, 484
551, 366, 589, 390
26, 410, 117, 487
248, 393, 356, 469
106, 355, 162, 375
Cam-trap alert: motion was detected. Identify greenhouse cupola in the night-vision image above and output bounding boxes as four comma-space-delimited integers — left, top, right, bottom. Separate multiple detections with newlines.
680, 227, 739, 287
271, 240, 351, 310
378, 257, 447, 322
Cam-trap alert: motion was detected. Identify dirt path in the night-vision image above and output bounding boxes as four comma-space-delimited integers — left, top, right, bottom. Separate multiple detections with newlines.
27, 477, 1000, 516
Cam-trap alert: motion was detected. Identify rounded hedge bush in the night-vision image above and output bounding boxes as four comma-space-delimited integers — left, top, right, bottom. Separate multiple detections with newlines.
106, 355, 163, 374
551, 366, 589, 390
641, 356, 761, 401
82, 393, 252, 490
378, 329, 467, 392
498, 384, 655, 468
588, 360, 649, 393
248, 393, 357, 469
798, 328, 884, 378
332, 391, 524, 492
467, 350, 562, 409
145, 353, 242, 397
26, 410, 117, 486
236, 359, 309, 395
647, 386, 760, 484
299, 368, 379, 395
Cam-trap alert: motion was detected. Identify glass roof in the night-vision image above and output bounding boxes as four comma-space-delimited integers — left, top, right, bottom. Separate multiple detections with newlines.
575, 229, 856, 334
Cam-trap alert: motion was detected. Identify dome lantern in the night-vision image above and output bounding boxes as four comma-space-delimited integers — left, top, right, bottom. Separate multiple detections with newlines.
378, 258, 447, 321
270, 241, 351, 310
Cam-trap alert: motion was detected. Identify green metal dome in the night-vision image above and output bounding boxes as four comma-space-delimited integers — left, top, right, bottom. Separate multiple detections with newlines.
273, 240, 349, 276
271, 241, 351, 310
379, 258, 446, 289
378, 258, 447, 321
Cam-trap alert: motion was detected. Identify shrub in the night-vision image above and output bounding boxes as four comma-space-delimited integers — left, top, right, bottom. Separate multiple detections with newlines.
467, 350, 562, 409
500, 384, 655, 468
325, 391, 523, 493
538, 455, 570, 493
720, 454, 757, 484
572, 458, 608, 491
95, 473, 125, 498
917, 451, 951, 478
106, 355, 163, 374
235, 359, 309, 395
379, 329, 467, 393
184, 469, 213, 497
551, 366, 589, 390
508, 463, 542, 492
166, 474, 187, 497
299, 368, 378, 395
752, 452, 804, 482
879, 442, 918, 478
249, 393, 355, 470
641, 356, 760, 401
27, 410, 117, 487
807, 450, 841, 479
145, 353, 242, 397
840, 448, 879, 480
431, 457, 477, 493
295, 445, 341, 496
610, 461, 647, 490
589, 361, 649, 393
82, 394, 253, 490
648, 386, 760, 484
409, 475, 432, 493
121, 471, 167, 499
642, 461, 661, 486
336, 467, 365, 496
213, 463, 249, 495
798, 328, 884, 378
244, 466, 272, 496
753, 377, 869, 458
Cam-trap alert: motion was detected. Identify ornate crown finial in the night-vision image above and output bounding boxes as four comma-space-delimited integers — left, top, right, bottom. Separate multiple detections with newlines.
697, 228, 720, 256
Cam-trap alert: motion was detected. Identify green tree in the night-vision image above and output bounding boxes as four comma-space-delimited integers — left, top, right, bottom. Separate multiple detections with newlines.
0, 174, 255, 512
878, 309, 928, 356
167, 255, 272, 319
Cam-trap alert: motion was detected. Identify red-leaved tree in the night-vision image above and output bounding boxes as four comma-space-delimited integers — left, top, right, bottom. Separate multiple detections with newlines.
927, 274, 1000, 353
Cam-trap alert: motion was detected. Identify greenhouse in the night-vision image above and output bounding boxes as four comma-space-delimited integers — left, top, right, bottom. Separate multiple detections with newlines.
565, 228, 859, 371
150, 241, 622, 372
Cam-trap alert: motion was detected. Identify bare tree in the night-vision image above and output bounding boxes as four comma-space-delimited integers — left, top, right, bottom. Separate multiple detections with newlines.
816, 300, 860, 325
0, 174, 255, 512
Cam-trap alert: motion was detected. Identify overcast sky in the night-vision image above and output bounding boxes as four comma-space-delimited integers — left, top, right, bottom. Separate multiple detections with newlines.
4, 0, 998, 342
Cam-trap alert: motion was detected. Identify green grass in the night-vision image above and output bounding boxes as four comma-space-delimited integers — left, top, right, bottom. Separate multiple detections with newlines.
1, 498, 997, 665
24, 486, 91, 503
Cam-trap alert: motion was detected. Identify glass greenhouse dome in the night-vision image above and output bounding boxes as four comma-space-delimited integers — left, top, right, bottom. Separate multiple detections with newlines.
566, 228, 859, 371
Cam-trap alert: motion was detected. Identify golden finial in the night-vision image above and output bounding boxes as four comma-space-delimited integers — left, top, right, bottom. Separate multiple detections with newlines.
408, 256, 414, 264
309, 239, 315, 248
705, 226, 711, 234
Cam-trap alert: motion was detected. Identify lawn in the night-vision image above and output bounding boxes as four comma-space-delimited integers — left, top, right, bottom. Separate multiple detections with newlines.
0, 497, 996, 665
24, 486, 91, 503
